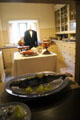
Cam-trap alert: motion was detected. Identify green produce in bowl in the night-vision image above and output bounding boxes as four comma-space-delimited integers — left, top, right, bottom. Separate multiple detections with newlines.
36, 84, 44, 93
25, 86, 33, 94
9, 105, 25, 120
44, 83, 51, 92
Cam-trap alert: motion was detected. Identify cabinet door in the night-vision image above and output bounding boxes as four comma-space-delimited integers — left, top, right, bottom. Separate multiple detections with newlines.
61, 5, 68, 32
70, 4, 76, 21
70, 4, 76, 31
55, 10, 60, 32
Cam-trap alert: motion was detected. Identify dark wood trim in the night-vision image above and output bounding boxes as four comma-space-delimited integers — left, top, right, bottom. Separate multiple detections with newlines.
0, 0, 76, 4
0, 0, 80, 83
75, 2, 80, 83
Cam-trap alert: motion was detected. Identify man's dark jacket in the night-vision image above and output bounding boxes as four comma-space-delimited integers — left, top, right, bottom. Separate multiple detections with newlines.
24, 30, 38, 48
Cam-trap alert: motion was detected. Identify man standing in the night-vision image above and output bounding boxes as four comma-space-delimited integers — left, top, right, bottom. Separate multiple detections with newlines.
24, 28, 38, 48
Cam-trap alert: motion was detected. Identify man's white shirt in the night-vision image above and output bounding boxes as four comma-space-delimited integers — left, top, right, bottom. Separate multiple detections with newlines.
29, 30, 33, 38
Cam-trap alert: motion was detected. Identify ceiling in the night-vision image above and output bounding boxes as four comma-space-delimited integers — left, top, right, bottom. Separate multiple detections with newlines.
0, 0, 77, 4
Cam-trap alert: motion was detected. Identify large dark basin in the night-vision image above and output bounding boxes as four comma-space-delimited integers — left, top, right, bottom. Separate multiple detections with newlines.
5, 72, 71, 99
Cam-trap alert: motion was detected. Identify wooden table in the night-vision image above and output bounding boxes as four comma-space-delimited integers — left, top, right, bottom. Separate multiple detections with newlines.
12, 52, 57, 77
0, 82, 80, 120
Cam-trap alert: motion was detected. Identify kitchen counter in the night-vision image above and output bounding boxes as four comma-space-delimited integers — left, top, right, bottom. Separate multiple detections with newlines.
53, 40, 75, 75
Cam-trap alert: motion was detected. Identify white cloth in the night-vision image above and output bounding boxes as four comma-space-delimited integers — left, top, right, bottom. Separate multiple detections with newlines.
12, 52, 57, 77
29, 30, 33, 38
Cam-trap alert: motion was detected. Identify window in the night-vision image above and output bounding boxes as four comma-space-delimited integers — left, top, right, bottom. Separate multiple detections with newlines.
19, 23, 27, 38
9, 20, 39, 45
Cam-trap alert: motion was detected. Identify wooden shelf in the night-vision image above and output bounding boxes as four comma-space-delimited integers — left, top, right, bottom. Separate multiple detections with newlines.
55, 4, 76, 36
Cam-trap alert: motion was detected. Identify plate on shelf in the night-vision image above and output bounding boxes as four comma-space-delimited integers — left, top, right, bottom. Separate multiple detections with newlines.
0, 102, 31, 120
5, 72, 71, 99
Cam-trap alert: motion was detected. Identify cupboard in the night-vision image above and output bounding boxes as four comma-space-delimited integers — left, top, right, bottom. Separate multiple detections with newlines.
55, 4, 76, 39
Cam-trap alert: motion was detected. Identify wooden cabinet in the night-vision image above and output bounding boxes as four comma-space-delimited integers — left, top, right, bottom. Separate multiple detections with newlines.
55, 10, 60, 32
55, 5, 68, 34
61, 5, 68, 31
69, 4, 76, 31
70, 4, 76, 21
55, 4, 76, 38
